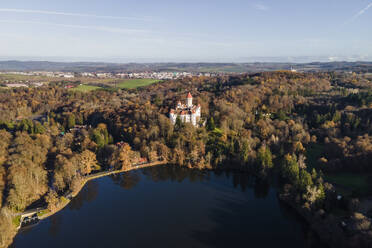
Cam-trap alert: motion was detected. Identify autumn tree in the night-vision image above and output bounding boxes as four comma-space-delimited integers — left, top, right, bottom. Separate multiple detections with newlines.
109, 143, 139, 170
72, 150, 100, 175
6, 132, 50, 211
45, 190, 60, 212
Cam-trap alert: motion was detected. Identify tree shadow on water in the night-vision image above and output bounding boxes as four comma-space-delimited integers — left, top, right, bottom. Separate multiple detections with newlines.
190, 180, 325, 248
68, 180, 99, 211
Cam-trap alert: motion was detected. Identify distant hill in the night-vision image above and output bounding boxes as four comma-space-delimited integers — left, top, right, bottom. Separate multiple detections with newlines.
0, 60, 371, 73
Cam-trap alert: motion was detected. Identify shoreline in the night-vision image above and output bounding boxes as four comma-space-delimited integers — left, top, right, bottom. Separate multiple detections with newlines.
279, 190, 372, 248
16, 161, 168, 226
13, 162, 372, 248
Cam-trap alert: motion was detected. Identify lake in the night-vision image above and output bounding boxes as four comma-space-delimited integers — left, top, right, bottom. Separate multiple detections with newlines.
12, 165, 325, 248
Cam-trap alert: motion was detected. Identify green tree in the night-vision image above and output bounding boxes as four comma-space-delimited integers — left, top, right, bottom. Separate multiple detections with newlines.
298, 169, 313, 191
91, 130, 105, 148
33, 122, 45, 134
281, 154, 300, 183
206, 117, 216, 131
257, 145, 273, 169
175, 116, 183, 131
67, 114, 76, 129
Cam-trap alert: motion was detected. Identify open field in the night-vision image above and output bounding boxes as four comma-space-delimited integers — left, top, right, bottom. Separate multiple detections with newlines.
0, 73, 115, 84
306, 143, 325, 169
325, 173, 372, 196
0, 73, 51, 82
69, 84, 102, 92
117, 79, 160, 89
306, 144, 372, 197
0, 74, 161, 90
68, 79, 161, 92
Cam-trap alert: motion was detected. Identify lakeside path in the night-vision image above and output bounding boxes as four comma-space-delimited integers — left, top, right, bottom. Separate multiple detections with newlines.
16, 160, 168, 224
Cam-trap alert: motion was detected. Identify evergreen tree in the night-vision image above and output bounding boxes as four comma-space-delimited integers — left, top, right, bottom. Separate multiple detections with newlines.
206, 117, 215, 131
175, 116, 183, 130
67, 114, 76, 129
281, 154, 300, 183
33, 122, 45, 134
257, 145, 273, 169
298, 169, 313, 191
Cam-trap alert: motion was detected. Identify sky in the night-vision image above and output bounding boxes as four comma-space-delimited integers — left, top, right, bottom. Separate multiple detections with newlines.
0, 0, 371, 62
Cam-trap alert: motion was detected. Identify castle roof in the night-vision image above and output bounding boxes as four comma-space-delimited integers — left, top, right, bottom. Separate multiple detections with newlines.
187, 92, 192, 99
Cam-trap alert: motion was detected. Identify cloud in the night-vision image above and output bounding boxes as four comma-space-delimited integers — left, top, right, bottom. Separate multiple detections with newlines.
253, 3, 269, 11
0, 8, 151, 21
0, 20, 150, 34
346, 2, 372, 23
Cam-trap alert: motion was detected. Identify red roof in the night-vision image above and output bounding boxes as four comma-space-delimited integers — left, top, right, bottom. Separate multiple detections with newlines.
187, 92, 192, 98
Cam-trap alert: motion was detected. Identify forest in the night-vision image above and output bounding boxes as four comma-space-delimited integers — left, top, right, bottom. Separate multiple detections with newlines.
0, 71, 372, 247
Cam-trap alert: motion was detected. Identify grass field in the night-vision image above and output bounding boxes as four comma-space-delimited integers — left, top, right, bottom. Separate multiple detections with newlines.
0, 73, 49, 82
12, 216, 21, 227
325, 173, 372, 196
68, 79, 160, 92
117, 79, 160, 89
305, 143, 372, 197
0, 73, 115, 84
69, 84, 102, 92
306, 143, 325, 169
0, 73, 161, 90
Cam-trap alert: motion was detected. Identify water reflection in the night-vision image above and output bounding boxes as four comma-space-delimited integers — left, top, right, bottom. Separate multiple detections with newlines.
13, 165, 326, 248
110, 171, 140, 189
48, 215, 62, 237
141, 165, 208, 183
68, 166, 274, 211
254, 179, 270, 199
69, 180, 99, 210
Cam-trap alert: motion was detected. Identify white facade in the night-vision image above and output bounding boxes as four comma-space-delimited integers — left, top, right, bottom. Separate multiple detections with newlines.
169, 92, 201, 127
187, 94, 193, 108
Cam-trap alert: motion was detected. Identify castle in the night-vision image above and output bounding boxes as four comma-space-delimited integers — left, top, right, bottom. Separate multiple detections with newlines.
169, 92, 201, 126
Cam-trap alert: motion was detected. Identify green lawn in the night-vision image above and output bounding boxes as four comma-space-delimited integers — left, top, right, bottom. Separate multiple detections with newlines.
325, 173, 371, 196
305, 143, 325, 169
117, 79, 160, 89
12, 216, 21, 227
305, 143, 372, 196
37, 209, 50, 217
69, 84, 102, 92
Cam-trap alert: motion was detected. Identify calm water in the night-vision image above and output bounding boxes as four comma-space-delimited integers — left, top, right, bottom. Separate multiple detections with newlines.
13, 165, 324, 248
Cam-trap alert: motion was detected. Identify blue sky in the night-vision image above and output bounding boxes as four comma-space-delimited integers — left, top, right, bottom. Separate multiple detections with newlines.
0, 0, 371, 62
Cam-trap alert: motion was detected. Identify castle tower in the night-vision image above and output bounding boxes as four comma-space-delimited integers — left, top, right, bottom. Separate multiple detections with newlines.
187, 92, 193, 108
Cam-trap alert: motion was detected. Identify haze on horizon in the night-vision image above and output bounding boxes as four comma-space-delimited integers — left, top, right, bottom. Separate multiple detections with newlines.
0, 0, 371, 62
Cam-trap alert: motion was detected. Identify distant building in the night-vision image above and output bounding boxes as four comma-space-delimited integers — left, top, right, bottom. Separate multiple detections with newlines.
169, 92, 201, 126
5, 83, 28, 88
63, 73, 75, 78
31, 82, 44, 87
